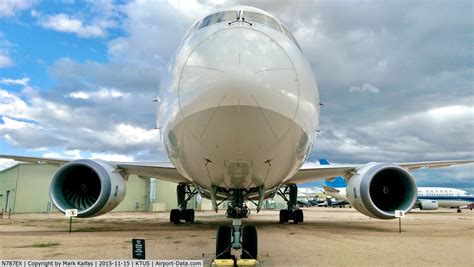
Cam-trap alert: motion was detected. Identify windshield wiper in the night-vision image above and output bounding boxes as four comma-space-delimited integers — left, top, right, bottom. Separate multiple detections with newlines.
228, 10, 253, 26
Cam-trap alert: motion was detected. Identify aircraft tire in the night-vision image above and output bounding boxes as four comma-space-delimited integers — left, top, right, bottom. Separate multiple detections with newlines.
215, 225, 232, 259
294, 209, 304, 223
279, 209, 289, 223
241, 225, 258, 259
185, 209, 195, 223
170, 209, 180, 224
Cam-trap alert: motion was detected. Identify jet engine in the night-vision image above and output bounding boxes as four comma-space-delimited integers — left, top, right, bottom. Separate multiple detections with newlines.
49, 159, 126, 218
419, 200, 439, 210
346, 163, 417, 219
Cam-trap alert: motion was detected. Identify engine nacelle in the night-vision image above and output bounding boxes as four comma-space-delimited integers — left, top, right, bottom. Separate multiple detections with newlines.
49, 159, 126, 218
346, 163, 417, 219
419, 199, 439, 210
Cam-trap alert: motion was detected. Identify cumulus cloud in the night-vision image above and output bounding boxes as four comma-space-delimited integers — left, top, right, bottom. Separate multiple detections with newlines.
311, 104, 474, 164
107, 0, 215, 65
34, 1, 118, 38
0, 73, 163, 160
0, 0, 34, 17
38, 13, 107, 38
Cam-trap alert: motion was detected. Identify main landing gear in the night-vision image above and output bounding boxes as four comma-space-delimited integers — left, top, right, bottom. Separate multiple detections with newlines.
278, 184, 304, 224
214, 188, 259, 261
170, 183, 197, 224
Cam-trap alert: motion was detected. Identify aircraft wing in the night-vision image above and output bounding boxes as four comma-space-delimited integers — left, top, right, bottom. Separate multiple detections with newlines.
286, 159, 474, 185
323, 185, 340, 193
396, 160, 474, 170
0, 154, 189, 184
286, 164, 357, 184
115, 162, 188, 183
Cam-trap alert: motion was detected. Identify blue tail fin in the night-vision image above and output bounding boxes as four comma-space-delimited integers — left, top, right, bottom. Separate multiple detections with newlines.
319, 159, 347, 188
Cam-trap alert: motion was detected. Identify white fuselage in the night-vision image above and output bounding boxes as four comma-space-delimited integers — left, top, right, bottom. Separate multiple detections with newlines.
157, 6, 319, 195
326, 187, 474, 208
417, 187, 474, 208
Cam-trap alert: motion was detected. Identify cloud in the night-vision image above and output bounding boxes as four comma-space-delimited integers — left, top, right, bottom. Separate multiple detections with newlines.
311, 104, 474, 164
0, 159, 16, 171
349, 83, 380, 94
107, 0, 215, 65
0, 89, 31, 120
41, 150, 134, 162
38, 13, 107, 38
90, 152, 133, 162
0, 0, 34, 17
0, 52, 13, 68
1, 77, 30, 86
43, 149, 82, 160
0, 85, 163, 160
68, 88, 130, 100
49, 57, 158, 94
1, 1, 472, 189
34, 1, 118, 38
0, 33, 14, 68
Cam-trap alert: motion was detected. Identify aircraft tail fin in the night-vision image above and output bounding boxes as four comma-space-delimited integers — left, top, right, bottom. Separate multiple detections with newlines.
319, 159, 347, 188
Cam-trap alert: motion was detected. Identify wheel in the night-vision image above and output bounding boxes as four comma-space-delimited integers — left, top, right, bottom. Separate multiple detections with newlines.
170, 209, 180, 224
457, 208, 462, 213
216, 225, 232, 259
185, 209, 195, 223
279, 209, 289, 223
294, 209, 304, 223
291, 210, 298, 224
241, 225, 258, 259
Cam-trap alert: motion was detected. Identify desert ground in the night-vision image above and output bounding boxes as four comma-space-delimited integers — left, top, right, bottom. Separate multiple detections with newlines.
0, 208, 472, 266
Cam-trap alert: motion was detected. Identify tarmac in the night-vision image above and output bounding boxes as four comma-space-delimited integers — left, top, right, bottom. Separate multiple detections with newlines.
0, 207, 472, 266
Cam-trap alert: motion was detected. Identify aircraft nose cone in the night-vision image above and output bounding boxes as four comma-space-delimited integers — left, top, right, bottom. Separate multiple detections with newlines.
178, 27, 300, 132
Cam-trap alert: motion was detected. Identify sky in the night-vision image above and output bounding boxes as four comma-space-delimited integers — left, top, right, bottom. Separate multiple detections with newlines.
0, 0, 472, 192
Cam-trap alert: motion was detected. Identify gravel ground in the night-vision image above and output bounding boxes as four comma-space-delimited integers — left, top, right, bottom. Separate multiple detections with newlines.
0, 208, 472, 266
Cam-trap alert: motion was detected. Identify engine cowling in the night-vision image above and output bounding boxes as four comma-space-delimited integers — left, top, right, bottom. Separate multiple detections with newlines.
346, 162, 417, 219
419, 199, 439, 210
49, 159, 126, 218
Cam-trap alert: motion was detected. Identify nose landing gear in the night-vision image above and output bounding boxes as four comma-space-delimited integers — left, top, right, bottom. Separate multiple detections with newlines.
213, 188, 260, 263
215, 219, 258, 262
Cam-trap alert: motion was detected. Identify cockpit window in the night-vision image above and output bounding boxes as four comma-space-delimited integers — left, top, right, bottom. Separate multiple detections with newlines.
242, 11, 281, 31
281, 24, 302, 50
184, 21, 199, 39
198, 11, 239, 29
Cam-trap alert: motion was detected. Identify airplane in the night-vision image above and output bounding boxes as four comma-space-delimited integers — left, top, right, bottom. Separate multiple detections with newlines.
415, 187, 474, 212
1, 6, 474, 260
320, 159, 474, 213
